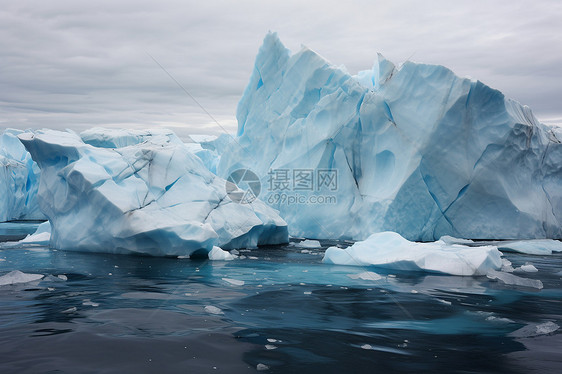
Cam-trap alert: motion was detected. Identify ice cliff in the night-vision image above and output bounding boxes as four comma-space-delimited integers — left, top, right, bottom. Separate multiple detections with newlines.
0, 129, 44, 221
218, 32, 562, 241
18, 130, 288, 256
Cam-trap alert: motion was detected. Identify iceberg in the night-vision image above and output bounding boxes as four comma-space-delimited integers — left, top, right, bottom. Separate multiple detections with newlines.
0, 129, 44, 221
218, 32, 562, 241
18, 129, 288, 256
322, 231, 503, 276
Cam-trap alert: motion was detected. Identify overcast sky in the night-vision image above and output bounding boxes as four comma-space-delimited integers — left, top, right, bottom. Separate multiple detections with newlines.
1, 0, 561, 139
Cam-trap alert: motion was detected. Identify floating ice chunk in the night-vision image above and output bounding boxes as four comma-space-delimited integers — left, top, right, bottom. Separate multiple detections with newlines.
82, 300, 99, 307
57, 274, 68, 281
61, 307, 77, 314
323, 232, 502, 276
486, 270, 543, 289
501, 258, 515, 273
496, 239, 562, 255
347, 271, 382, 281
256, 363, 269, 371
19, 221, 51, 245
204, 305, 224, 315
265, 344, 277, 350
294, 240, 322, 249
19, 130, 288, 257
0, 270, 44, 286
510, 321, 560, 337
209, 247, 236, 261
222, 278, 244, 286
515, 264, 538, 273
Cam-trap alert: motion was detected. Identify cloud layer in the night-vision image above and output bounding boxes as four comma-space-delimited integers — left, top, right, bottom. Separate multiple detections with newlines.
1, 0, 561, 138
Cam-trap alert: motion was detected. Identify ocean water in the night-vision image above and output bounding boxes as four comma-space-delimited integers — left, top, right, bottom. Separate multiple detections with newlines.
0, 222, 561, 373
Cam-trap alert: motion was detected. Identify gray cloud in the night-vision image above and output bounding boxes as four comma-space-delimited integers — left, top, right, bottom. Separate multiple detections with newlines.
1, 0, 561, 139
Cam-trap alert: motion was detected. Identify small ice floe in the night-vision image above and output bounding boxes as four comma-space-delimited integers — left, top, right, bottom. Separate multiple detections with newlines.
204, 305, 224, 315
0, 270, 44, 286
265, 344, 277, 350
347, 271, 382, 281
82, 299, 99, 307
57, 274, 68, 281
208, 246, 235, 261
177, 255, 190, 259
267, 338, 278, 343
295, 240, 322, 249
256, 363, 269, 371
436, 299, 452, 305
230, 249, 240, 256
486, 270, 543, 289
360, 344, 373, 350
501, 258, 515, 272
61, 307, 77, 314
222, 278, 244, 286
510, 321, 560, 338
514, 263, 538, 273
303, 291, 312, 295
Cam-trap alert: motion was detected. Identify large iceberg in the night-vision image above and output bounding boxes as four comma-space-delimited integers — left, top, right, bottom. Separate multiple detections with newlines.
218, 32, 562, 241
18, 130, 288, 256
0, 129, 44, 221
322, 231, 503, 276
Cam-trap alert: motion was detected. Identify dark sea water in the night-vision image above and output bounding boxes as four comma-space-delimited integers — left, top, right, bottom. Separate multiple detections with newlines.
0, 222, 561, 374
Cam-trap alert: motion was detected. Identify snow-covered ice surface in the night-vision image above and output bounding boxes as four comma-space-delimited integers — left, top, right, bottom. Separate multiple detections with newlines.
322, 231, 503, 276
218, 32, 562, 241
18, 129, 288, 256
0, 129, 44, 221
